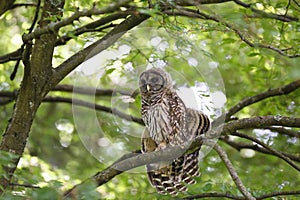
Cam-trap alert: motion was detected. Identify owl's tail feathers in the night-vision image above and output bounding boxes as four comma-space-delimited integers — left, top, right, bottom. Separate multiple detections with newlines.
182, 151, 200, 184
146, 151, 200, 195
147, 169, 187, 196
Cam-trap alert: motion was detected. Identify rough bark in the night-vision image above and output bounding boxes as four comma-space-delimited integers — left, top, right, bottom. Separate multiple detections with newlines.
0, 0, 65, 192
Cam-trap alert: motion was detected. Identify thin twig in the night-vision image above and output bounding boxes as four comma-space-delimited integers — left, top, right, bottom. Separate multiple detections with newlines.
0, 48, 23, 64
11, 3, 37, 9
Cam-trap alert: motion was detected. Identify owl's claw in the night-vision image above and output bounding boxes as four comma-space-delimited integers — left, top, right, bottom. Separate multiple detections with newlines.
156, 142, 167, 151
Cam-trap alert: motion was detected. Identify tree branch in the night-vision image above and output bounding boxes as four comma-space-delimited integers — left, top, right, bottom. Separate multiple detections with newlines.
0, 48, 23, 64
52, 13, 150, 87
256, 190, 300, 200
22, 0, 131, 42
53, 84, 133, 96
169, 7, 300, 58
233, 0, 298, 22
174, 0, 232, 6
226, 79, 300, 121
231, 132, 300, 172
55, 12, 131, 46
44, 96, 144, 125
182, 190, 300, 199
63, 113, 300, 197
223, 116, 300, 135
221, 136, 300, 162
213, 143, 255, 200
266, 126, 300, 138
182, 192, 244, 199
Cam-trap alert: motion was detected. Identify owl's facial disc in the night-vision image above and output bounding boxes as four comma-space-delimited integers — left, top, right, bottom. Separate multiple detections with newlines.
139, 71, 165, 94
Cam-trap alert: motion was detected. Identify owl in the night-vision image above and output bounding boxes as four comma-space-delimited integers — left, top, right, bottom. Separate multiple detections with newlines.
139, 68, 210, 195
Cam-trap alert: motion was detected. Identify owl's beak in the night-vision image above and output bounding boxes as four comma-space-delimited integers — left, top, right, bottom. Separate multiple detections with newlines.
146, 85, 151, 91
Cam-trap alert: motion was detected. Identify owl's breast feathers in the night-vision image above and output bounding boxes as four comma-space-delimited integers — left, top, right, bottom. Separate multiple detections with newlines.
141, 90, 186, 145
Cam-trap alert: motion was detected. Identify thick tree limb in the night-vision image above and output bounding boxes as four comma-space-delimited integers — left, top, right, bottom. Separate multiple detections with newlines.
64, 140, 256, 199
226, 79, 300, 121
0, 0, 65, 192
223, 116, 300, 135
64, 112, 300, 197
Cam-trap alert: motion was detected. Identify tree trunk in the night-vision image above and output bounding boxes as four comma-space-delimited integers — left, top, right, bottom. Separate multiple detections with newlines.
0, 0, 65, 192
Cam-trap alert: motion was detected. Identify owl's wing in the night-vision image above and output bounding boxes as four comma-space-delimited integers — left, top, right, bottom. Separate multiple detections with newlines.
186, 108, 210, 139
179, 108, 210, 186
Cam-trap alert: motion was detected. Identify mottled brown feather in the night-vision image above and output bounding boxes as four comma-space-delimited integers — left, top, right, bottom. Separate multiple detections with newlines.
140, 68, 210, 195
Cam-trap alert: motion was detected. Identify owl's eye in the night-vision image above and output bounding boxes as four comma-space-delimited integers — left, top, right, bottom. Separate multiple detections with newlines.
151, 77, 159, 82
140, 79, 146, 85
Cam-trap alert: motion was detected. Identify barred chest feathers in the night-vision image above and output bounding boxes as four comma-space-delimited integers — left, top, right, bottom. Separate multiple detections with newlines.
141, 91, 186, 145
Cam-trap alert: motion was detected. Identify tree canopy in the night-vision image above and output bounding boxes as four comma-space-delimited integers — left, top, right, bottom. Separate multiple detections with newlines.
0, 0, 299, 199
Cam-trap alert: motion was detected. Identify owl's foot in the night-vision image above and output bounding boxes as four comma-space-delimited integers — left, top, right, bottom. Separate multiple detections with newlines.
156, 142, 167, 151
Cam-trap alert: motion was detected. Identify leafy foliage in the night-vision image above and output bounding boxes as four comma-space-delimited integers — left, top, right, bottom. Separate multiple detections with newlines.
0, 0, 299, 199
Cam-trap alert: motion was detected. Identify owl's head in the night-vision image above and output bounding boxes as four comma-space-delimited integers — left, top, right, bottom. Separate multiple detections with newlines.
139, 68, 173, 95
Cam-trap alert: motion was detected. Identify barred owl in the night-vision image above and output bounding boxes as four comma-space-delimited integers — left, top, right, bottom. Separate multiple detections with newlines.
139, 68, 210, 195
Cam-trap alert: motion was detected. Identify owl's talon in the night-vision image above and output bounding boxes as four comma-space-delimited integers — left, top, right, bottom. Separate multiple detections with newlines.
156, 142, 167, 151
